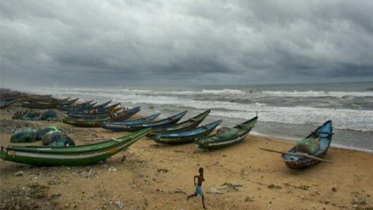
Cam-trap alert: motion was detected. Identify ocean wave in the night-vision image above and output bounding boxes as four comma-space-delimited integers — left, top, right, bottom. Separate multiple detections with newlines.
261, 90, 373, 98
30, 87, 373, 132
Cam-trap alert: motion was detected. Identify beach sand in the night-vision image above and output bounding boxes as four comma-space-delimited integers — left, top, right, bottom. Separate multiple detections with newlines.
1, 107, 372, 210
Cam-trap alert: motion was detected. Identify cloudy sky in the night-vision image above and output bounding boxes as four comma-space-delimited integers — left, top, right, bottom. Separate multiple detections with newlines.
1, 0, 373, 89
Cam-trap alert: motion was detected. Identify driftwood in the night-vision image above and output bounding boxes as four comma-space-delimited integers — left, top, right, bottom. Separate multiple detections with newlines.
259, 148, 333, 163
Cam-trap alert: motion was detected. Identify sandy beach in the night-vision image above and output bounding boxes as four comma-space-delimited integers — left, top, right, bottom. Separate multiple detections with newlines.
1, 107, 372, 210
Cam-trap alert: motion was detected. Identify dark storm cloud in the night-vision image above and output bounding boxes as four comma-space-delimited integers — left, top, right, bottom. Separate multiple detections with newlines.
1, 0, 373, 89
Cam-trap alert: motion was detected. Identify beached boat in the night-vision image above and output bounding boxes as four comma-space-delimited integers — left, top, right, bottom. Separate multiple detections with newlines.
147, 110, 211, 138
0, 128, 150, 166
21, 100, 58, 109
282, 120, 333, 169
62, 106, 141, 127
56, 100, 96, 111
102, 111, 188, 132
101, 112, 161, 128
67, 106, 122, 119
57, 97, 79, 106
0, 99, 19, 109
91, 100, 112, 109
196, 116, 258, 150
154, 120, 222, 145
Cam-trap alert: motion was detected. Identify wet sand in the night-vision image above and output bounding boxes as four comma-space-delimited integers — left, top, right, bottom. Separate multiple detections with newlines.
1, 107, 372, 210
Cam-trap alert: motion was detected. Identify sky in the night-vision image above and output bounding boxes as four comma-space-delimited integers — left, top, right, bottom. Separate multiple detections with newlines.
1, 0, 373, 89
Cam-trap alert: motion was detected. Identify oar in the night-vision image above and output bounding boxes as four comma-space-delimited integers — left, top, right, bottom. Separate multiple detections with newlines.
259, 148, 333, 163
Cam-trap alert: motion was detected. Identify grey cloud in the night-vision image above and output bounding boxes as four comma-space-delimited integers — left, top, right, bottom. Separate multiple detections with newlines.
1, 0, 373, 89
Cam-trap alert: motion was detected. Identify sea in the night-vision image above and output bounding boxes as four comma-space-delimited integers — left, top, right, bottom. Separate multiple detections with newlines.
23, 82, 373, 153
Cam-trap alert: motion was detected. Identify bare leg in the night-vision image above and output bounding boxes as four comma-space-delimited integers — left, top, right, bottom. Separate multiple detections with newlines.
202, 196, 206, 209
187, 194, 196, 201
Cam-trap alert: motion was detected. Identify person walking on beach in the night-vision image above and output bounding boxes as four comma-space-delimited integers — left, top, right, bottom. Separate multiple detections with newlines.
187, 167, 207, 209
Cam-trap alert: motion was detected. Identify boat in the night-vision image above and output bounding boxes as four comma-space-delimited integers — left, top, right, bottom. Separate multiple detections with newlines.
196, 116, 258, 150
102, 111, 188, 132
101, 112, 161, 128
154, 120, 222, 145
62, 106, 141, 127
0, 99, 19, 109
57, 98, 79, 106
67, 106, 122, 119
282, 120, 333, 169
147, 110, 211, 138
0, 128, 151, 166
56, 100, 96, 111
92, 100, 112, 109
21, 101, 57, 109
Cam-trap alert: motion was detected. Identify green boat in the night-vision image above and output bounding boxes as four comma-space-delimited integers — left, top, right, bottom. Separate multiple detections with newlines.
0, 128, 151, 166
147, 110, 211, 138
62, 106, 141, 127
196, 116, 258, 150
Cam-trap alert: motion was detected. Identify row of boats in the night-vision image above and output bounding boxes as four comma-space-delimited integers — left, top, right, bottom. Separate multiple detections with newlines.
0, 91, 333, 169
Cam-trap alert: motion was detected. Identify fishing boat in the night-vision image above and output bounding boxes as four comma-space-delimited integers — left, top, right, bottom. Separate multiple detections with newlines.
154, 120, 222, 145
0, 128, 150, 166
57, 98, 79, 106
101, 112, 161, 128
91, 100, 112, 109
67, 106, 122, 119
281, 120, 333, 169
102, 111, 188, 132
147, 110, 211, 138
62, 106, 141, 127
196, 116, 258, 150
56, 100, 96, 111
21, 101, 57, 109
0, 99, 19, 109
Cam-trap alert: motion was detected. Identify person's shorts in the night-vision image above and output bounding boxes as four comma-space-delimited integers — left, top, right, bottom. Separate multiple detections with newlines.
195, 185, 204, 197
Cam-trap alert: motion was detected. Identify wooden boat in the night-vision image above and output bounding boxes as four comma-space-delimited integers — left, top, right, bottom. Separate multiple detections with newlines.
102, 111, 188, 132
67, 102, 120, 114
56, 100, 95, 111
67, 106, 122, 119
92, 100, 112, 109
282, 120, 333, 169
0, 99, 19, 109
154, 120, 222, 145
57, 98, 79, 105
21, 101, 57, 109
62, 106, 141, 127
147, 110, 211, 138
0, 128, 150, 166
196, 116, 258, 150
101, 112, 161, 128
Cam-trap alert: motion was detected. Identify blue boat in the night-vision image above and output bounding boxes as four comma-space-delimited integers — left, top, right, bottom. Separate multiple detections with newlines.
101, 111, 187, 132
282, 120, 333, 169
155, 120, 222, 145
101, 113, 161, 129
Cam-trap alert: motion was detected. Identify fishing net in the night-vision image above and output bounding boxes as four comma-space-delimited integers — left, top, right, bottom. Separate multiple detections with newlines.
296, 138, 320, 155
49, 134, 75, 146
42, 130, 64, 146
36, 126, 60, 140
21, 110, 41, 120
216, 127, 238, 138
40, 110, 58, 120
10, 128, 38, 143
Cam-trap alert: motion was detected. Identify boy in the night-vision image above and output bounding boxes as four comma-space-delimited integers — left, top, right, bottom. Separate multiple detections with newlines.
187, 167, 206, 209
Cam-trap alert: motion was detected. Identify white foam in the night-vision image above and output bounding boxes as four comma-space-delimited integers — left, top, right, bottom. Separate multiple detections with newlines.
30, 87, 373, 132
261, 90, 373, 98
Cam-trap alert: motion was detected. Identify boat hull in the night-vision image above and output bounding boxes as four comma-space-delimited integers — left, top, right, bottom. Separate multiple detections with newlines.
147, 110, 210, 138
155, 120, 222, 145
102, 111, 187, 132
